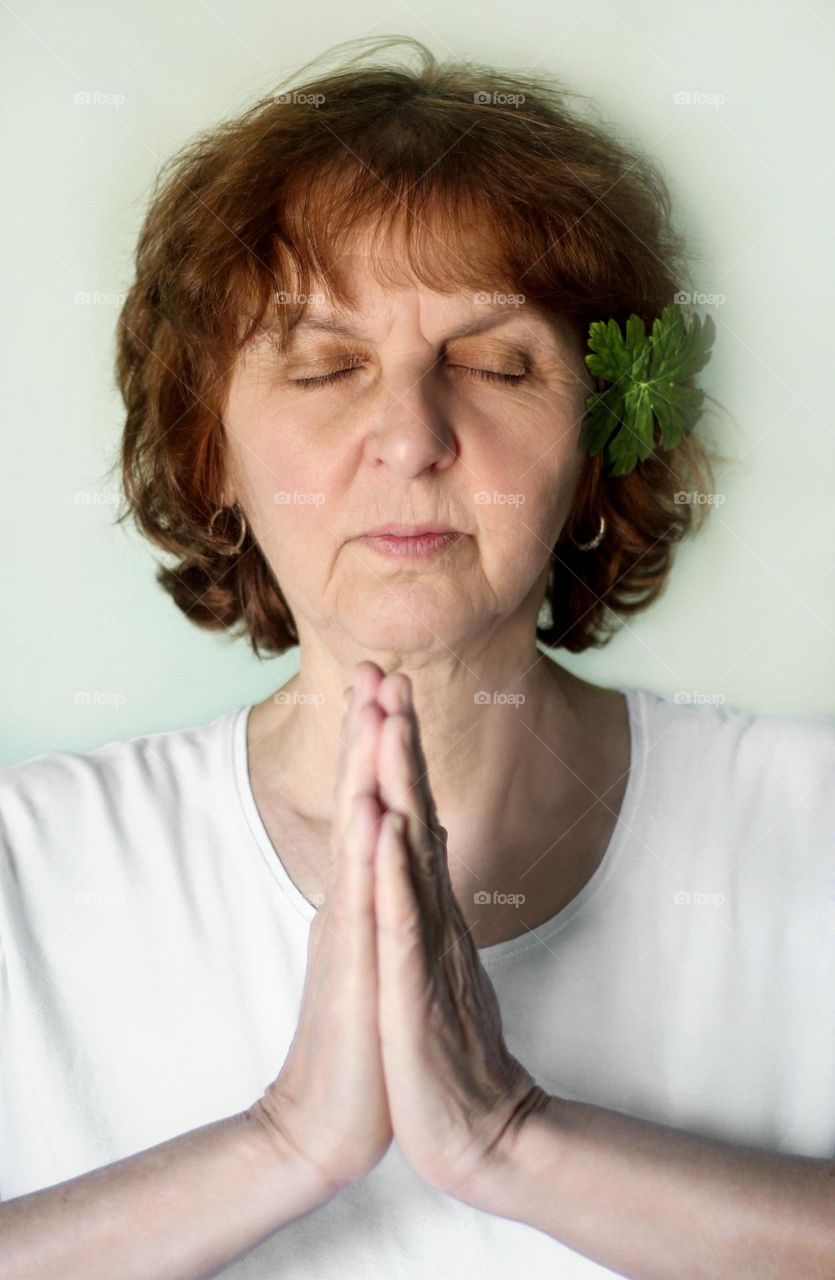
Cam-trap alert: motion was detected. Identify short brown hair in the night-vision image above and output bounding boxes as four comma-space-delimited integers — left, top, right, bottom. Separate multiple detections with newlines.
110, 35, 723, 658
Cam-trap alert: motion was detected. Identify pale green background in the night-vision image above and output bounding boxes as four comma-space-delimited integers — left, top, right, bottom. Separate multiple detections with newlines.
2, 1, 834, 767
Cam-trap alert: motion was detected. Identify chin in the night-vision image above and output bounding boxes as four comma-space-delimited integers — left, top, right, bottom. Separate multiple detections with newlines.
343, 595, 473, 656
348, 621, 455, 656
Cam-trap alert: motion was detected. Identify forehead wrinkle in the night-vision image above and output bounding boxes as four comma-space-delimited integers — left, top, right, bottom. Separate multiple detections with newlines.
282, 302, 557, 346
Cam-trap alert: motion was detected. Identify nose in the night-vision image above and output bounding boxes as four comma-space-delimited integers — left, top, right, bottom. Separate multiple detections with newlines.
365, 371, 458, 477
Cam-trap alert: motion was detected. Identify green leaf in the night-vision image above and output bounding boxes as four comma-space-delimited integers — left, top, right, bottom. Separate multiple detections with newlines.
585, 318, 628, 382
580, 388, 625, 456
649, 306, 715, 384
624, 314, 650, 383
581, 301, 716, 475
651, 382, 706, 447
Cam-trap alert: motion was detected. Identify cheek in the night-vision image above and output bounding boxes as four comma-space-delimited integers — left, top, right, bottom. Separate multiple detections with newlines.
470, 418, 581, 524
521, 415, 585, 522
236, 413, 331, 508
526, 464, 582, 541
252, 504, 334, 611
472, 391, 582, 468
473, 465, 579, 571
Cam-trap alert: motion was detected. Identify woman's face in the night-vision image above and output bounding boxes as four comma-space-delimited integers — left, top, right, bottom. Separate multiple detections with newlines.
221, 252, 592, 659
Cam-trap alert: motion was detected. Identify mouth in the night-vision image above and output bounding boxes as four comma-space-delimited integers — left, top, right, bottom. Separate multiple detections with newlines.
356, 527, 465, 560
360, 523, 460, 537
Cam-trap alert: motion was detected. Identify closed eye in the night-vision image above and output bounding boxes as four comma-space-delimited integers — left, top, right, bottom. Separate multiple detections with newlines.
292, 366, 526, 390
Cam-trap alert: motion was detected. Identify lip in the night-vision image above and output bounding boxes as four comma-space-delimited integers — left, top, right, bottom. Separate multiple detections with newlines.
357, 530, 464, 560
359, 523, 460, 537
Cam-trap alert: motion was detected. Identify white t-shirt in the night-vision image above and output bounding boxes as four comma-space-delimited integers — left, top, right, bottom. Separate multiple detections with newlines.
2, 686, 835, 1278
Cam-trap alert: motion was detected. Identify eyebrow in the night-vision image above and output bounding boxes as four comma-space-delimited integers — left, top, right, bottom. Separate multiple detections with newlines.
282, 304, 545, 344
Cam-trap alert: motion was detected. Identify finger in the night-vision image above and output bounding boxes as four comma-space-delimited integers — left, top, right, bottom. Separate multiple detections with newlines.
334, 662, 379, 779
375, 810, 433, 1052
381, 675, 443, 838
331, 664, 384, 857
336, 791, 384, 965
395, 697, 454, 897
374, 670, 409, 717
332, 703, 384, 860
376, 713, 456, 970
377, 710, 439, 869
315, 785, 383, 961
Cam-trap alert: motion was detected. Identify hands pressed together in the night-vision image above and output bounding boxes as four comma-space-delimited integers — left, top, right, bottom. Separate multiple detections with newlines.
243, 662, 835, 1278
255, 659, 551, 1207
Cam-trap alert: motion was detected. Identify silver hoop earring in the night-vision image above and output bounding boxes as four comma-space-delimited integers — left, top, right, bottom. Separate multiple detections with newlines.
207, 502, 247, 555
569, 513, 606, 551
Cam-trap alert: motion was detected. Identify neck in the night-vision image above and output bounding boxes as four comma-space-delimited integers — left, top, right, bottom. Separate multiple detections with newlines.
250, 643, 607, 864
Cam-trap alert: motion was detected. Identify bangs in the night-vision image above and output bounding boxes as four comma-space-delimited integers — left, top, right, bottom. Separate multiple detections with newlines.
254, 172, 533, 349
230, 113, 607, 355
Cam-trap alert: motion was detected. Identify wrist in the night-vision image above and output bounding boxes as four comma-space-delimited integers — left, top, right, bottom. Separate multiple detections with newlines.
454, 1093, 569, 1221
243, 1097, 345, 1207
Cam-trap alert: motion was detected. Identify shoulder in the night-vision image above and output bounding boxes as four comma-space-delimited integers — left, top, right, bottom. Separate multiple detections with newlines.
629, 686, 835, 882
632, 686, 835, 798
0, 706, 242, 884
0, 706, 239, 811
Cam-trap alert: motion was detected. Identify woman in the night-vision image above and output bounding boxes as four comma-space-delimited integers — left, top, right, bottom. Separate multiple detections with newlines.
2, 35, 834, 1279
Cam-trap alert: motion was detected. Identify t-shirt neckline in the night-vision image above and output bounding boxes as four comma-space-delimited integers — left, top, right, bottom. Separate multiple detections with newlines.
231, 685, 647, 966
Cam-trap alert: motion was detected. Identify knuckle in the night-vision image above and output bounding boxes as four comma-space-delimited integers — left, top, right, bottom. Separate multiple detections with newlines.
379, 908, 422, 946
328, 896, 369, 931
